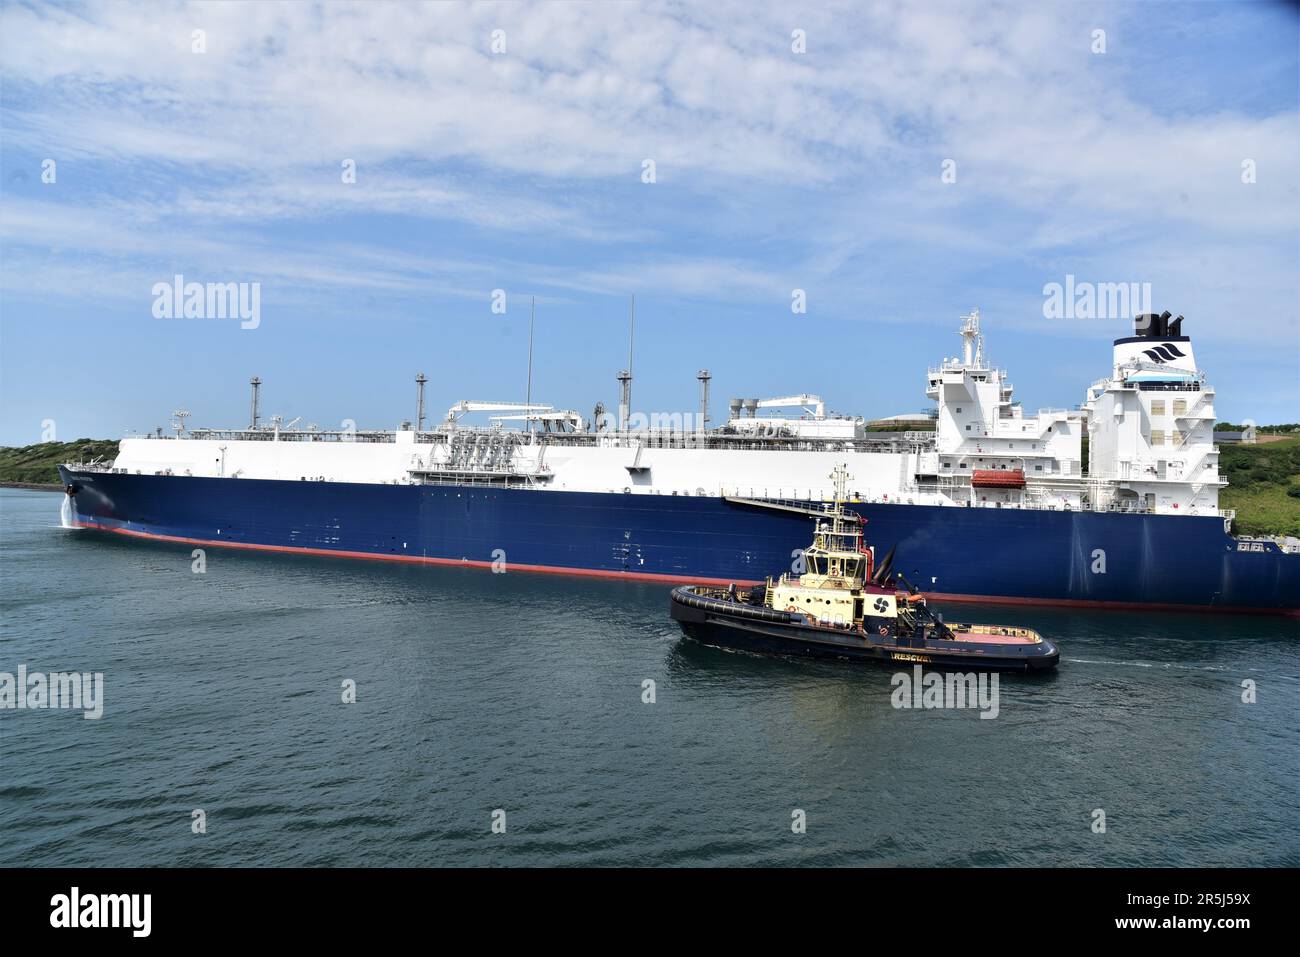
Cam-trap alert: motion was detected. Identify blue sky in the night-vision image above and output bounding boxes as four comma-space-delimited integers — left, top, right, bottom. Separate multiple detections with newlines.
1, 0, 1297, 444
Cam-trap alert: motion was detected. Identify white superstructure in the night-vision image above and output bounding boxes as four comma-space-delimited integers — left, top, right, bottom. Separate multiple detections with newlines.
1081, 311, 1224, 514
922, 310, 1084, 509
92, 311, 1229, 521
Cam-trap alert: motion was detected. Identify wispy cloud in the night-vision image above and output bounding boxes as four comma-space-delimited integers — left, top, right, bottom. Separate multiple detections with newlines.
0, 0, 1296, 438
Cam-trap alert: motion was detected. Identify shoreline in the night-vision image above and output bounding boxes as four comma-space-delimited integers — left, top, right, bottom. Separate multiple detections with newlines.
1, 482, 62, 492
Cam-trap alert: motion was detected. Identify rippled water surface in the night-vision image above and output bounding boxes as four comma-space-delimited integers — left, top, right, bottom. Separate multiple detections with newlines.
2, 489, 1297, 866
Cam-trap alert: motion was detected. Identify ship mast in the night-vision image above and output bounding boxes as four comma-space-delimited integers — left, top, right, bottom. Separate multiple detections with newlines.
617, 295, 634, 433
959, 308, 983, 367
830, 463, 852, 509
798, 463, 865, 585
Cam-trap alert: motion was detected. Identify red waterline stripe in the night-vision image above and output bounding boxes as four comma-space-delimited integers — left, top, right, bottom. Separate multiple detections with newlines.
74, 520, 1300, 617
72, 520, 752, 588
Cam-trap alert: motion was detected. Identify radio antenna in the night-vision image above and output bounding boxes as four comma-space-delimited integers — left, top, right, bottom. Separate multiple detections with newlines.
525, 297, 536, 434
617, 295, 635, 432
628, 294, 635, 374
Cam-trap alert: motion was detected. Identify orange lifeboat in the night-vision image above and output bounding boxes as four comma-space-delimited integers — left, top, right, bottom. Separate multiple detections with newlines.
972, 469, 1025, 488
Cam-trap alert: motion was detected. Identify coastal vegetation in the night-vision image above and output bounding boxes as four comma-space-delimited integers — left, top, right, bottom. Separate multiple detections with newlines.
1218, 434, 1300, 538
1214, 422, 1300, 434
0, 440, 119, 487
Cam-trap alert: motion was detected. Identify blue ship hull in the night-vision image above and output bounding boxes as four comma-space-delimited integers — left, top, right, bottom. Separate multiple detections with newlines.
58, 468, 1300, 615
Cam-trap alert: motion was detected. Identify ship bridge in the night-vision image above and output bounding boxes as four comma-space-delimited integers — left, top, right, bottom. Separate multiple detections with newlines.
1082, 312, 1224, 516
920, 310, 1085, 507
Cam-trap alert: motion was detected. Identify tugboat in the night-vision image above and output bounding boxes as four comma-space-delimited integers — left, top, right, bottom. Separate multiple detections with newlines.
670, 466, 1060, 672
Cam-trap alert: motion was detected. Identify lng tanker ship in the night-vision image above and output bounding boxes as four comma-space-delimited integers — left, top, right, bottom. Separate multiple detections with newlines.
59, 311, 1300, 615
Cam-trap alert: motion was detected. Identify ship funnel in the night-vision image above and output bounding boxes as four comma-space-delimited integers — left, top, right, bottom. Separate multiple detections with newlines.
1114, 310, 1198, 372
871, 543, 897, 585
1133, 310, 1185, 340
1134, 311, 1173, 338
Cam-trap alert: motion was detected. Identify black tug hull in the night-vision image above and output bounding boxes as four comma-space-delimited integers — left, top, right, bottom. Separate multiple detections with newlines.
670, 587, 1059, 672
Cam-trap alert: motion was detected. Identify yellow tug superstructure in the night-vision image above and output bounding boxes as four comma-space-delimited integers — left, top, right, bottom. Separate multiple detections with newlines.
669, 465, 1060, 671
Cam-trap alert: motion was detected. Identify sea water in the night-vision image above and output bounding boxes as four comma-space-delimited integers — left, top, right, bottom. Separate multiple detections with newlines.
2, 488, 1296, 866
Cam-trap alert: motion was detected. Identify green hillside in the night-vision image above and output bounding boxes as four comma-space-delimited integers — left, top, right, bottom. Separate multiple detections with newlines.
0, 440, 120, 486
1218, 435, 1300, 538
